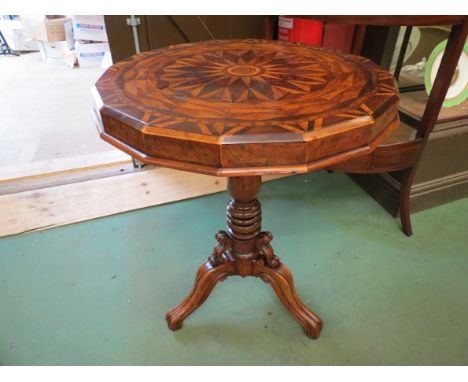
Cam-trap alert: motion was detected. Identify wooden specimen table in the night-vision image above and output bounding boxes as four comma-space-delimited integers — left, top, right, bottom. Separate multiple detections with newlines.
93, 40, 399, 338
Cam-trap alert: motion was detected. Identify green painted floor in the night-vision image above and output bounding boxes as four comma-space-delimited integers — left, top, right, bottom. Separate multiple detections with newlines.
1, 172, 467, 365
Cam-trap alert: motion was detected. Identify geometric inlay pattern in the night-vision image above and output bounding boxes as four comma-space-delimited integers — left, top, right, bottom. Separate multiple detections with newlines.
96, 39, 398, 138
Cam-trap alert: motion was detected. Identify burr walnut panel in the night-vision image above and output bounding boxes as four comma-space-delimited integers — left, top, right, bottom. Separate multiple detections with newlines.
93, 39, 399, 176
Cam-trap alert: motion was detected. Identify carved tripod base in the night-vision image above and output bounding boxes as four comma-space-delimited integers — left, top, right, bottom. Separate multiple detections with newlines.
165, 176, 323, 339
165, 255, 323, 339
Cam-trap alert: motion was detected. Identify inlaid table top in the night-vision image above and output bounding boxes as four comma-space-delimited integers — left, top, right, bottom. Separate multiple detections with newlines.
93, 39, 401, 339
93, 39, 399, 176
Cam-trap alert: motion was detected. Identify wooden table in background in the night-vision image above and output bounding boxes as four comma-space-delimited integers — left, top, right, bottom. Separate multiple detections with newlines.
93, 40, 399, 338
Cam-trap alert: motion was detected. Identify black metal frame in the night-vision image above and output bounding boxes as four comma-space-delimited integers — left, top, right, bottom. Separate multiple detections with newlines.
0, 29, 19, 56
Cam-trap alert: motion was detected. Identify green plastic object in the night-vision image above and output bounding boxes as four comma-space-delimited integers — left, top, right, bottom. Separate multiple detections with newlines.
424, 39, 468, 108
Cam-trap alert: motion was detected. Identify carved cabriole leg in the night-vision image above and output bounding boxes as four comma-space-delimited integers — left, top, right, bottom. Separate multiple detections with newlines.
253, 261, 323, 339
165, 176, 323, 339
166, 261, 235, 330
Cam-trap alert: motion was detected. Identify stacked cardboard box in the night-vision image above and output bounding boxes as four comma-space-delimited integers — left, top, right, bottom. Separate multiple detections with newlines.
72, 15, 110, 68
19, 15, 111, 68
20, 15, 75, 66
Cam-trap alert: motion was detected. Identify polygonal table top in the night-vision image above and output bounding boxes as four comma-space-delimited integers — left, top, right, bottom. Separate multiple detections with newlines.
93, 40, 399, 176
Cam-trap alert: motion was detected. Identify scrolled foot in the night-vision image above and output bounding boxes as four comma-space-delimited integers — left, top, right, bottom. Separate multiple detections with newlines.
166, 312, 183, 331
165, 261, 234, 331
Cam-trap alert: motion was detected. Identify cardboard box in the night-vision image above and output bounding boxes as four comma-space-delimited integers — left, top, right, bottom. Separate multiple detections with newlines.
20, 15, 71, 42
0, 19, 39, 51
101, 50, 113, 69
38, 40, 74, 65
75, 41, 110, 67
64, 20, 74, 43
72, 15, 108, 42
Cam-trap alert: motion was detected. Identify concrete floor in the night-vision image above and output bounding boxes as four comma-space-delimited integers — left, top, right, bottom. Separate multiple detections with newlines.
0, 172, 467, 365
0, 52, 115, 168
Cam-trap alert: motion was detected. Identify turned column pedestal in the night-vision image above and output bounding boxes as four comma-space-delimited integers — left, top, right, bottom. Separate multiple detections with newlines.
165, 176, 323, 339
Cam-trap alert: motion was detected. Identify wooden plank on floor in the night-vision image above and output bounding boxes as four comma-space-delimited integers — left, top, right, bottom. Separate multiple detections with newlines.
0, 150, 130, 182
0, 161, 136, 196
0, 167, 285, 238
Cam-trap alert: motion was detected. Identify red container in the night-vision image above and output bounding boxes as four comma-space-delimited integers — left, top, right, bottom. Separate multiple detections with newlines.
322, 23, 355, 52
278, 16, 323, 46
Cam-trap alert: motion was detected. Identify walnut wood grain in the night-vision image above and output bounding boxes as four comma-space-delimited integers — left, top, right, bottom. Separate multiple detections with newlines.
94, 39, 399, 176
329, 121, 423, 173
